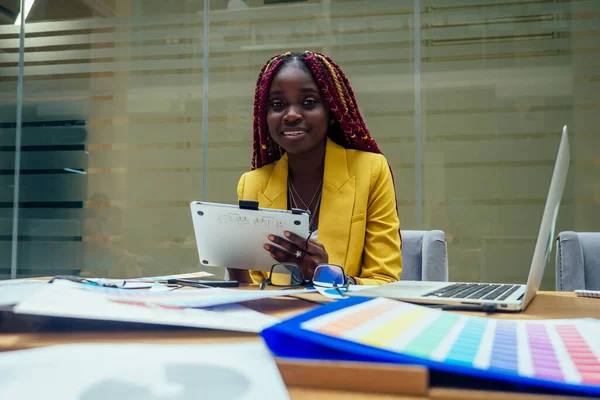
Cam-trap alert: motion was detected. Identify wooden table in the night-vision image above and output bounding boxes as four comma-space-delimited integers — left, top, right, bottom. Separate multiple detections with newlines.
0, 288, 598, 400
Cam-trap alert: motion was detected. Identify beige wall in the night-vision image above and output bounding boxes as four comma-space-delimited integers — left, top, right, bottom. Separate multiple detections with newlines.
0, 0, 598, 285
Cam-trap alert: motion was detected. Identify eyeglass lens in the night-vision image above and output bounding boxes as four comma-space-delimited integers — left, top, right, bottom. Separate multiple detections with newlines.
312, 264, 345, 287
270, 263, 304, 286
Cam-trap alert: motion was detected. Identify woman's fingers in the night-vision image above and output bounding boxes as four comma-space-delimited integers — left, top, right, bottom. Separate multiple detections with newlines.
264, 242, 300, 263
263, 232, 330, 280
266, 235, 298, 254
278, 231, 327, 255
281, 231, 310, 250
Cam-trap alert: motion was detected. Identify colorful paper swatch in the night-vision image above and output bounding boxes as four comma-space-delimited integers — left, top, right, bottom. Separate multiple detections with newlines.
301, 297, 600, 387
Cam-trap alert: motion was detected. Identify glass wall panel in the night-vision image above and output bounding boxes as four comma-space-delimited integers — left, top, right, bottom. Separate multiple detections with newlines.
0, 1, 21, 279
420, 0, 600, 288
3, 0, 205, 278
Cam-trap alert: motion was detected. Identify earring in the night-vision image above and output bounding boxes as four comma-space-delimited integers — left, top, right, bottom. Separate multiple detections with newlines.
329, 119, 335, 126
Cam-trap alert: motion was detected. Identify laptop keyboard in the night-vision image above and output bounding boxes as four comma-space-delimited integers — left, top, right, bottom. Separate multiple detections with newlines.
424, 283, 521, 301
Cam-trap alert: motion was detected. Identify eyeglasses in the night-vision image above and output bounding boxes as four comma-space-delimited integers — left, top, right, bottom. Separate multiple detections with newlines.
259, 262, 351, 296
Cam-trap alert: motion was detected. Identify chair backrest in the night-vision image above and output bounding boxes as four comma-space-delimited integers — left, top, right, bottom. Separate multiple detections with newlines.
400, 230, 448, 282
555, 231, 600, 291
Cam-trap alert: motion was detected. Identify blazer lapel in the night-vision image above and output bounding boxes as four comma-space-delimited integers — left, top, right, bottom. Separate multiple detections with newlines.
318, 139, 355, 267
258, 154, 288, 210
257, 140, 356, 268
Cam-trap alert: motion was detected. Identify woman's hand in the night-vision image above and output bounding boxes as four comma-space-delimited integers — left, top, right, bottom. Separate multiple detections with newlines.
264, 231, 328, 279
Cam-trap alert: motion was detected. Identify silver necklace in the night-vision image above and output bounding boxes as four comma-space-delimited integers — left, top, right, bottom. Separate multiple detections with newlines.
288, 176, 322, 210
288, 176, 322, 231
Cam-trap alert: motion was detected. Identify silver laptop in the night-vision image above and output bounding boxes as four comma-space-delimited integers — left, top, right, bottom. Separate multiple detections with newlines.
350, 125, 570, 312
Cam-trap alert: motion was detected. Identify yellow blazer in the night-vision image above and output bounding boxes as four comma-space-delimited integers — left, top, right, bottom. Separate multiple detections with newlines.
237, 138, 402, 285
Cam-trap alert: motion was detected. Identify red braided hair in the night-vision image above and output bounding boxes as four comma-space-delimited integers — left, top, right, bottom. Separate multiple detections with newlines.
250, 51, 401, 243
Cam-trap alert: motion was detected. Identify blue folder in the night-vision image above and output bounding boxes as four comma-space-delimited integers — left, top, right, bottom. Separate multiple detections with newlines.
260, 296, 600, 398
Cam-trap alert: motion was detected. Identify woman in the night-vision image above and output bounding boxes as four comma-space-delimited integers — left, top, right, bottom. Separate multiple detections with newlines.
229, 51, 402, 285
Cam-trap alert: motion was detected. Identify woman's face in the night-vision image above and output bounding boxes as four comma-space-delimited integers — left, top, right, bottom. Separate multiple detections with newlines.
266, 65, 329, 155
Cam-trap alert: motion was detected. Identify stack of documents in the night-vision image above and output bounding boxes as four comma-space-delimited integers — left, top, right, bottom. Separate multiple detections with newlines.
9, 280, 312, 333
1, 271, 315, 333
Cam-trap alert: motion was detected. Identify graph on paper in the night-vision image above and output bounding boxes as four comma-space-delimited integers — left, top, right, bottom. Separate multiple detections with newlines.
301, 297, 600, 387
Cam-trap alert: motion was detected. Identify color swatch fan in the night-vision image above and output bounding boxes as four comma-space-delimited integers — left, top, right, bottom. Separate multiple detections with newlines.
261, 297, 600, 397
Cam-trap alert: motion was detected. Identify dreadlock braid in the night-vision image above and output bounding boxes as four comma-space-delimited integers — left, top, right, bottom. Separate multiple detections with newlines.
252, 55, 285, 169
316, 53, 380, 153
251, 61, 271, 170
302, 53, 352, 147
311, 52, 379, 153
320, 53, 373, 146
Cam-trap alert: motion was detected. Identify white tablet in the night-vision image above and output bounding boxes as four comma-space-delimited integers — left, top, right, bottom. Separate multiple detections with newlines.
189, 201, 311, 272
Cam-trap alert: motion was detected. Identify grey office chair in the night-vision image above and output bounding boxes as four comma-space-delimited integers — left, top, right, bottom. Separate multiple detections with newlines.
400, 230, 449, 282
555, 231, 600, 291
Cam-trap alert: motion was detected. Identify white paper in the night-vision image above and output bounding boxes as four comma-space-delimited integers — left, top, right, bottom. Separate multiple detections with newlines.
13, 282, 280, 333
137, 270, 215, 281
124, 286, 317, 308
0, 342, 290, 400
148, 282, 173, 292
0, 281, 49, 307
88, 271, 216, 289
88, 278, 155, 289
0, 278, 50, 285
42, 279, 316, 308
